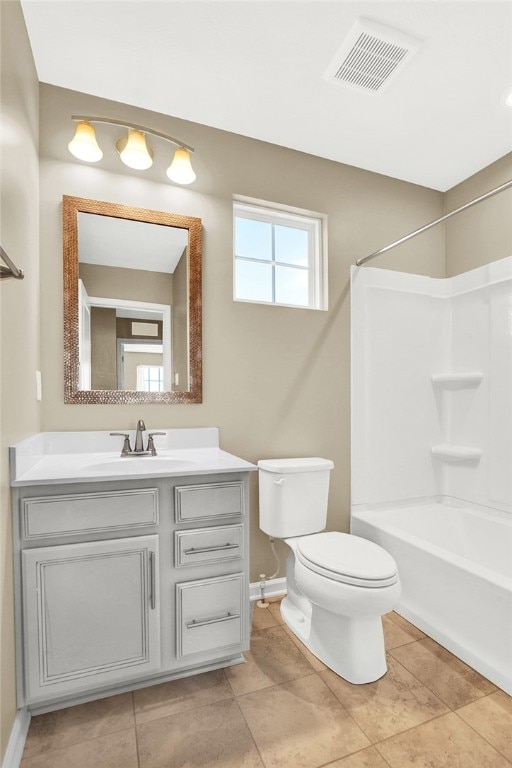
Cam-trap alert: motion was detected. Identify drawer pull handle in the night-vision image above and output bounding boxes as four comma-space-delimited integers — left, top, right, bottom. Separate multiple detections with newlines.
149, 551, 156, 610
186, 612, 240, 629
183, 543, 238, 555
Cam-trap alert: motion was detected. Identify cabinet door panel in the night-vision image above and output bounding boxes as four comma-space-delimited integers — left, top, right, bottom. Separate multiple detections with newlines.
23, 535, 160, 703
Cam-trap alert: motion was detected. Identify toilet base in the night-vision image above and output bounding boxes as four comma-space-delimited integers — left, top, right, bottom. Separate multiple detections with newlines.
280, 595, 387, 684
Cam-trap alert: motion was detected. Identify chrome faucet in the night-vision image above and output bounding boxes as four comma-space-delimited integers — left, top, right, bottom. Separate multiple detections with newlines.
110, 421, 165, 457
134, 419, 146, 452
109, 432, 133, 457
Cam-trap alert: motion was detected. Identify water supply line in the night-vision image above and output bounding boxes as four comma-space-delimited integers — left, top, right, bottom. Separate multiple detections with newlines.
257, 537, 281, 608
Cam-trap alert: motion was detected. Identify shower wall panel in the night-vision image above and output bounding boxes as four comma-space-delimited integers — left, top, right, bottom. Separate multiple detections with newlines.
351, 256, 512, 513
351, 267, 447, 506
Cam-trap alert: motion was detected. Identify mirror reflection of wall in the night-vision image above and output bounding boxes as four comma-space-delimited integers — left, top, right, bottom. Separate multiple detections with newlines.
77, 212, 189, 392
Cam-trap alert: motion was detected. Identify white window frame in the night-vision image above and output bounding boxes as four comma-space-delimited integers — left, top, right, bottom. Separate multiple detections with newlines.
233, 196, 328, 311
136, 364, 164, 392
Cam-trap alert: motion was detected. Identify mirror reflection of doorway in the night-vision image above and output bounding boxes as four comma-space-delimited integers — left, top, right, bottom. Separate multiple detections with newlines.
117, 339, 164, 391
78, 281, 171, 391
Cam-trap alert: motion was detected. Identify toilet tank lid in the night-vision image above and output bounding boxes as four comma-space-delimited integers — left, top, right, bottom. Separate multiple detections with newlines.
258, 458, 334, 473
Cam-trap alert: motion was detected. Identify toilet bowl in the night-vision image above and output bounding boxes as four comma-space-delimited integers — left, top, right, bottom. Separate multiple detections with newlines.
284, 532, 400, 683
258, 458, 401, 684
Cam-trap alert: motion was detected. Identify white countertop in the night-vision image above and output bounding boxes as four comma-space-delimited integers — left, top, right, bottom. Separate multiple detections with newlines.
10, 429, 257, 487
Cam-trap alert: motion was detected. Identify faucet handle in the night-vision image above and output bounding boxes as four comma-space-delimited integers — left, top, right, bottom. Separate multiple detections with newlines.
147, 432, 166, 456
110, 432, 132, 456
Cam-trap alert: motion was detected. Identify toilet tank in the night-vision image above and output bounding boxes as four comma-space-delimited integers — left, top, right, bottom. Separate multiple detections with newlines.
258, 458, 334, 538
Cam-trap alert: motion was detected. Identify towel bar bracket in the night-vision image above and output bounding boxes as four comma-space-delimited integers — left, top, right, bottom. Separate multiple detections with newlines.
0, 246, 24, 280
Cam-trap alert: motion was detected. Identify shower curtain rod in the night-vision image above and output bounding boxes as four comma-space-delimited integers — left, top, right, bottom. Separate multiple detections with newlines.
356, 178, 512, 267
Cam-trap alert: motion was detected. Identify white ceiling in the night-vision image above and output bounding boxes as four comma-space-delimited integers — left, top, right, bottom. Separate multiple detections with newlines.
21, 1, 512, 191
78, 213, 188, 273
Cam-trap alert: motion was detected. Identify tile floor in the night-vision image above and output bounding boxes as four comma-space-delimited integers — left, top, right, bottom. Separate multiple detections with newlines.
21, 599, 512, 768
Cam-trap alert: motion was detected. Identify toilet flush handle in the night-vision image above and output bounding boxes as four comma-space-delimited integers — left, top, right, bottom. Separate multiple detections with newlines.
273, 477, 285, 485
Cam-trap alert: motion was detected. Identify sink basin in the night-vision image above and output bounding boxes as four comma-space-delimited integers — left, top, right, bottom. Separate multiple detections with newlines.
10, 429, 258, 486
86, 457, 197, 473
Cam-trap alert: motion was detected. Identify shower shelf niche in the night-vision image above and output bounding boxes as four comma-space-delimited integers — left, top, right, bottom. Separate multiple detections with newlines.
431, 445, 482, 463
431, 372, 483, 389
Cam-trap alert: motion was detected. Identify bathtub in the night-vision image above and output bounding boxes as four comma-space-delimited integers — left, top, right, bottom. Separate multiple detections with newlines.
351, 501, 512, 695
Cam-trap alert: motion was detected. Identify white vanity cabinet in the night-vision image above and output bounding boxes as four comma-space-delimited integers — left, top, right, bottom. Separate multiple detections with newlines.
22, 535, 160, 703
173, 482, 246, 663
12, 464, 252, 712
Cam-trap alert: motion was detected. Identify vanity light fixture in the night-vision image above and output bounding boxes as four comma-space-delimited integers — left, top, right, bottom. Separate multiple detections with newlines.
166, 147, 196, 185
68, 116, 196, 184
115, 129, 154, 170
67, 120, 103, 162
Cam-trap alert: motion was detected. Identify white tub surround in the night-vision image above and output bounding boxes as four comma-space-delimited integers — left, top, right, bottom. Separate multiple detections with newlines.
10, 429, 256, 712
351, 256, 512, 514
351, 256, 512, 695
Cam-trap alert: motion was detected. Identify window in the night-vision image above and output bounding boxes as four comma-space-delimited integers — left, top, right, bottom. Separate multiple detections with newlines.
233, 199, 327, 310
136, 365, 164, 392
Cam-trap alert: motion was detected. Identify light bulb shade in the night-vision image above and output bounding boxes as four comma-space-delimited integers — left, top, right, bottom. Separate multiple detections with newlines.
166, 148, 196, 185
116, 130, 153, 170
68, 121, 103, 162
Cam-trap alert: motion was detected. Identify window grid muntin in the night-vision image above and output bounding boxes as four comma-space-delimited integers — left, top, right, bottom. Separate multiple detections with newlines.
138, 365, 164, 393
234, 203, 321, 309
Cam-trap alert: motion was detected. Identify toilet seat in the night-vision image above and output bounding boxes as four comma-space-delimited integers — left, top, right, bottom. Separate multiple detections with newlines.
296, 532, 398, 588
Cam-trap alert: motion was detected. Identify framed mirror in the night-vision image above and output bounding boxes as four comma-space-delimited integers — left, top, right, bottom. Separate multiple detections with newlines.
63, 196, 202, 403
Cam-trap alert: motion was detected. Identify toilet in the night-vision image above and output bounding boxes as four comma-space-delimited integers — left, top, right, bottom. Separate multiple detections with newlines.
258, 457, 401, 684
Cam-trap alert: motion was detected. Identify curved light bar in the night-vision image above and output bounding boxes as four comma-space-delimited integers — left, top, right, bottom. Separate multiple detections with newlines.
68, 115, 196, 184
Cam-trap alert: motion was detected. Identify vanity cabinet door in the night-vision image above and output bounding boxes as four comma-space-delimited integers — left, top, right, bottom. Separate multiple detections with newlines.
22, 535, 160, 704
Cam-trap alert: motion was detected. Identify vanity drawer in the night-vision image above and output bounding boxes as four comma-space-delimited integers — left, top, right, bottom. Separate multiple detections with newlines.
174, 482, 244, 523
22, 489, 159, 540
175, 524, 243, 567
176, 573, 244, 658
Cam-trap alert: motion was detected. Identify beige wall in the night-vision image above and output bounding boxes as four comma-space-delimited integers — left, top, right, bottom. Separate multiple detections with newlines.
79, 262, 173, 306
90, 307, 117, 390
0, 0, 40, 759
444, 152, 512, 276
39, 84, 445, 586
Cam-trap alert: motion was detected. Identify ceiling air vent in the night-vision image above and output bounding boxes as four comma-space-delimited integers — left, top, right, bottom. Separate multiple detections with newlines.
324, 18, 422, 94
